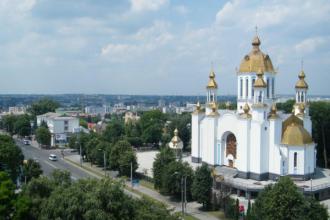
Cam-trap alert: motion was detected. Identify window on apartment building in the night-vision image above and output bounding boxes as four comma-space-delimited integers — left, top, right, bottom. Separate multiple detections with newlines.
64, 120, 68, 125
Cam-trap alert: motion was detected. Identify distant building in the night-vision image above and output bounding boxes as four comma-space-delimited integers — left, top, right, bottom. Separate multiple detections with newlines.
8, 106, 27, 115
84, 105, 110, 116
124, 111, 140, 124
37, 112, 79, 147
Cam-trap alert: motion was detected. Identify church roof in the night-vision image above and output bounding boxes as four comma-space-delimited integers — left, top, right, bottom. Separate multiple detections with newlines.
169, 128, 183, 149
295, 70, 308, 89
281, 114, 313, 146
238, 35, 275, 74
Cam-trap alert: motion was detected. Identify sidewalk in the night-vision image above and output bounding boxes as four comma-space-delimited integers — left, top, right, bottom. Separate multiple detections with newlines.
64, 154, 219, 220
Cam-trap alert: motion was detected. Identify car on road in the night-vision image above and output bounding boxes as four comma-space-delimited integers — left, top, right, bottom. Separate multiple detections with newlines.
23, 139, 30, 145
49, 154, 58, 161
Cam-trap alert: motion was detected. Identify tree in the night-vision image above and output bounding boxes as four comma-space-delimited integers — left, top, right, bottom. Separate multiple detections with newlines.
79, 118, 88, 129
252, 176, 329, 220
142, 124, 163, 145
310, 101, 330, 168
28, 98, 60, 117
1, 114, 16, 134
161, 161, 194, 199
118, 149, 138, 177
0, 134, 24, 181
153, 147, 176, 189
303, 197, 329, 220
0, 171, 16, 219
22, 159, 43, 183
246, 200, 253, 220
109, 140, 131, 170
276, 99, 295, 113
13, 114, 31, 137
191, 163, 213, 209
103, 120, 124, 143
35, 126, 51, 146
86, 137, 102, 165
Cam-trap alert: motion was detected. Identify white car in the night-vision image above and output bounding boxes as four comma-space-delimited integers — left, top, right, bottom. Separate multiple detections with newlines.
49, 154, 58, 161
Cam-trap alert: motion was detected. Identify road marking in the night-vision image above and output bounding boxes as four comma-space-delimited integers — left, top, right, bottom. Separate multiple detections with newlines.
44, 160, 58, 169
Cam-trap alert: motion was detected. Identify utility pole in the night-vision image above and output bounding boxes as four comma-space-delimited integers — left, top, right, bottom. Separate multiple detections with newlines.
131, 162, 133, 187
184, 176, 187, 212
181, 177, 184, 215
103, 151, 106, 177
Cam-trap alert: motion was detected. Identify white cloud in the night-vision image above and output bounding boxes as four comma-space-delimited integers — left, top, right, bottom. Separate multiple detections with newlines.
173, 5, 188, 15
130, 0, 168, 12
295, 37, 328, 54
101, 21, 173, 62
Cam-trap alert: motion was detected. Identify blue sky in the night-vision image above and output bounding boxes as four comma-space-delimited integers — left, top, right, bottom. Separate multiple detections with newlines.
0, 0, 329, 95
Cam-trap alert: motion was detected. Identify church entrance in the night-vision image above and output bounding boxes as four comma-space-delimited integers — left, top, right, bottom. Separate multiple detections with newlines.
224, 132, 237, 168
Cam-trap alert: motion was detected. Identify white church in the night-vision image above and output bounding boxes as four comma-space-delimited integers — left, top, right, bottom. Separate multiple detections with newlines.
191, 34, 316, 181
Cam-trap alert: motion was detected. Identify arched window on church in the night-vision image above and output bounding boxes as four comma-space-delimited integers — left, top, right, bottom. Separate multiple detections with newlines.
294, 152, 297, 168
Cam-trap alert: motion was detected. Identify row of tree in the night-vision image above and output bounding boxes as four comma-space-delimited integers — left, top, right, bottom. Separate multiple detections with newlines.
0, 169, 181, 220
153, 147, 213, 209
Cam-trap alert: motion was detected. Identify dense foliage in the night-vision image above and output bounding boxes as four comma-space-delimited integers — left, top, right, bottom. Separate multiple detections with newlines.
191, 164, 213, 208
1, 169, 180, 220
252, 176, 328, 220
35, 126, 51, 146
0, 114, 32, 136
28, 98, 60, 117
153, 147, 176, 190
0, 134, 24, 181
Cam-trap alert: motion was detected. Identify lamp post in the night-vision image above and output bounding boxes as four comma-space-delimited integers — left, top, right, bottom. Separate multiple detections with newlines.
98, 149, 106, 176
173, 172, 187, 216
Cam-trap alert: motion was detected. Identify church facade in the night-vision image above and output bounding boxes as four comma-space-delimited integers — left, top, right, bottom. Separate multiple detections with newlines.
191, 34, 316, 181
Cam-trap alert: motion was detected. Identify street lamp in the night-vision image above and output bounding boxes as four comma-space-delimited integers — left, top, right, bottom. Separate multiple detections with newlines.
173, 172, 187, 216
98, 149, 106, 177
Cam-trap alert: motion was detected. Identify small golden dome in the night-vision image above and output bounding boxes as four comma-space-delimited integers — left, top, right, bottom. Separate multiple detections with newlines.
297, 103, 305, 116
281, 122, 313, 146
254, 69, 267, 88
240, 103, 251, 119
243, 103, 250, 114
238, 35, 275, 74
169, 128, 183, 149
192, 101, 203, 114
206, 69, 218, 89
295, 70, 308, 89
268, 103, 278, 119
208, 102, 220, 117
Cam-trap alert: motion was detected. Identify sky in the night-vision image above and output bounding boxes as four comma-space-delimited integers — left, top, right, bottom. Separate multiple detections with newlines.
0, 0, 329, 95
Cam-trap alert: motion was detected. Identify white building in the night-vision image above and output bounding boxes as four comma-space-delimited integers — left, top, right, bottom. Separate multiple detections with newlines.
37, 112, 79, 146
191, 34, 315, 181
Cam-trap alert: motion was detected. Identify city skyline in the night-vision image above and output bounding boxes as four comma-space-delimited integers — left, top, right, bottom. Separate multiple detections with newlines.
0, 0, 329, 95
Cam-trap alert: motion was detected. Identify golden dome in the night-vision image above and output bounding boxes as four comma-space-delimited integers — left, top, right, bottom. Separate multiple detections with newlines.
254, 69, 267, 88
281, 122, 313, 146
268, 103, 278, 119
295, 70, 308, 89
206, 69, 218, 89
238, 35, 275, 74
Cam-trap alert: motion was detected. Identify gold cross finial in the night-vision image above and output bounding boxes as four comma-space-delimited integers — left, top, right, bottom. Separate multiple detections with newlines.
255, 26, 258, 35
301, 58, 304, 70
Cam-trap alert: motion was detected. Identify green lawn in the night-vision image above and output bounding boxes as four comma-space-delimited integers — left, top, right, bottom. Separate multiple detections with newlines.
207, 210, 231, 220
140, 179, 155, 190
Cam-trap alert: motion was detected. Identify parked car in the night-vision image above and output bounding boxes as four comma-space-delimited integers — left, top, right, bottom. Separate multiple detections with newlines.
23, 139, 30, 145
48, 154, 58, 161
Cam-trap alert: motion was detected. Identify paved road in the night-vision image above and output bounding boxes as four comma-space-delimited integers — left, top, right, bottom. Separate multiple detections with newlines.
16, 140, 97, 181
